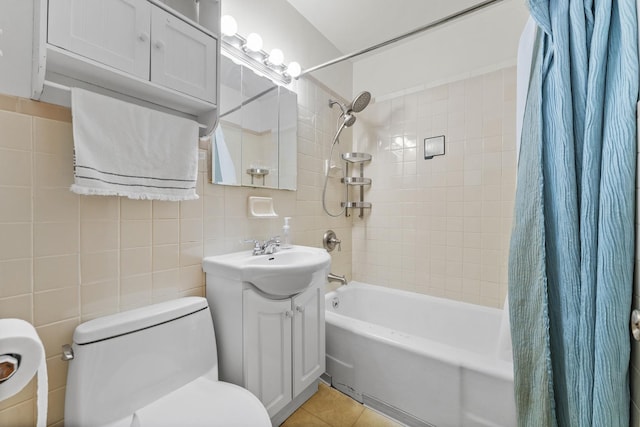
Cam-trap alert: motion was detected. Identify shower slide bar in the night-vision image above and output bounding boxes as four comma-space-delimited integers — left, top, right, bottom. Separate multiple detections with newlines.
300, 0, 505, 77
42, 80, 208, 129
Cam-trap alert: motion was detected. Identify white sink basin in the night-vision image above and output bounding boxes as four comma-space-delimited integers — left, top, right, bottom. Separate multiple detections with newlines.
202, 245, 331, 297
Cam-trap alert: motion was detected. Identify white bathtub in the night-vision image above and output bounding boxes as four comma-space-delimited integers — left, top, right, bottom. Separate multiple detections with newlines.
325, 282, 516, 427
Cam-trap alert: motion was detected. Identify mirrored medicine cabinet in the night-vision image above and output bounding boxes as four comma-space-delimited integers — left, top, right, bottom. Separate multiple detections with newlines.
210, 54, 297, 190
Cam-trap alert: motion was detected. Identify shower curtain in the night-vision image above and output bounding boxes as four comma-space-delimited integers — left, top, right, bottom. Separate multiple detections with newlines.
509, 0, 639, 425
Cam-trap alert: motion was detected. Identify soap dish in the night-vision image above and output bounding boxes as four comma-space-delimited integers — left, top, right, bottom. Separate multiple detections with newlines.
248, 196, 278, 218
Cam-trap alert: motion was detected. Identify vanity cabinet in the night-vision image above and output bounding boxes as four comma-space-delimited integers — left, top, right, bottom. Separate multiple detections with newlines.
47, 0, 217, 103
203, 246, 330, 424
243, 284, 325, 416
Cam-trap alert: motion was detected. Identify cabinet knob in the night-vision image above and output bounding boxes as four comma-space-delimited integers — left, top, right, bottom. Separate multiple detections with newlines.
295, 305, 305, 313
284, 310, 293, 318
138, 32, 149, 42
154, 40, 165, 50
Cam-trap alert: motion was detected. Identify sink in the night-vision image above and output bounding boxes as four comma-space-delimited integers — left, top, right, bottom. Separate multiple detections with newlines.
202, 245, 331, 297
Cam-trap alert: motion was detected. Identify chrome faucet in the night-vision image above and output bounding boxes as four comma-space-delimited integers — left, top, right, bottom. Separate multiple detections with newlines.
262, 237, 281, 255
246, 237, 281, 256
328, 272, 347, 286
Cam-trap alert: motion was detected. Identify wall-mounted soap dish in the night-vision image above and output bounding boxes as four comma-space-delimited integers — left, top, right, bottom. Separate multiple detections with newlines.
248, 196, 278, 218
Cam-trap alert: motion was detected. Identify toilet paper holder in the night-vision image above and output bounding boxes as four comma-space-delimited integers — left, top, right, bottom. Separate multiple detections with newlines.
0, 354, 20, 383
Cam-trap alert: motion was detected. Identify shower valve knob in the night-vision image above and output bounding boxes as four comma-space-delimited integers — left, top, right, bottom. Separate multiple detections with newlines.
323, 230, 341, 252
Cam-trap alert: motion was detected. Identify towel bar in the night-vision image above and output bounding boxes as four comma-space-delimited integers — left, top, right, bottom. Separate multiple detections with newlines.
42, 80, 208, 129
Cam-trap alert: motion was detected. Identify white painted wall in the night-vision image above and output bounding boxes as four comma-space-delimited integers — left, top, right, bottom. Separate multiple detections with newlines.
352, 0, 529, 98
222, 0, 353, 99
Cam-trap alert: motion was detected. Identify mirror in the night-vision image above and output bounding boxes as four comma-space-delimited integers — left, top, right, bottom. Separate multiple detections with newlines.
211, 54, 297, 190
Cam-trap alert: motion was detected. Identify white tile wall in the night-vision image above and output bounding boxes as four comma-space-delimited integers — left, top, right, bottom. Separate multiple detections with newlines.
352, 66, 517, 308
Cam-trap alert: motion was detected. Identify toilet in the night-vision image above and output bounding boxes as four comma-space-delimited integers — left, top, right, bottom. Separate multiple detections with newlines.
63, 297, 271, 427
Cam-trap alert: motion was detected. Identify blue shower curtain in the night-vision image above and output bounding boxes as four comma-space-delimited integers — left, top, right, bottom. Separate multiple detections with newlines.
509, 0, 639, 425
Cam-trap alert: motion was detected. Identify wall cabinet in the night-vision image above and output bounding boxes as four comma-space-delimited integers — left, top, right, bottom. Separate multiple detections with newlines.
0, 0, 221, 134
48, 0, 152, 80
47, 0, 217, 104
243, 284, 325, 417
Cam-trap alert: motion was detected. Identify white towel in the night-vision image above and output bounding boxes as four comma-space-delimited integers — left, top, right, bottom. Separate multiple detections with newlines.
70, 88, 199, 201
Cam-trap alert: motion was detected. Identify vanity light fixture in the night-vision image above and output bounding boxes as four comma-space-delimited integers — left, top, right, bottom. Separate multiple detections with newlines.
220, 15, 238, 37
244, 33, 263, 52
220, 15, 301, 85
286, 61, 302, 78
267, 49, 284, 66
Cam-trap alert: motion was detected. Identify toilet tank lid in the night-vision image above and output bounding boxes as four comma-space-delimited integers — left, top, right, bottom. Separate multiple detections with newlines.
73, 297, 209, 345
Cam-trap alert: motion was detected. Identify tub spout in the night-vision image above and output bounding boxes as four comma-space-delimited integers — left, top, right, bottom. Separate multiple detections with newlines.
328, 272, 347, 286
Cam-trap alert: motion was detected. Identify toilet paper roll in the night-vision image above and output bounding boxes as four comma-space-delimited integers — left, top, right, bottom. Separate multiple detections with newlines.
0, 319, 48, 427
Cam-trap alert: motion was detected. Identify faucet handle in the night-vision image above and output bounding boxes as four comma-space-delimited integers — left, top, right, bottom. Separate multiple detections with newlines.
242, 238, 262, 252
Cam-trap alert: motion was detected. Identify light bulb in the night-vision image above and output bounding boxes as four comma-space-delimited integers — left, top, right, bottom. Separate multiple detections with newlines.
220, 15, 237, 37
245, 33, 263, 52
286, 61, 301, 78
268, 48, 284, 66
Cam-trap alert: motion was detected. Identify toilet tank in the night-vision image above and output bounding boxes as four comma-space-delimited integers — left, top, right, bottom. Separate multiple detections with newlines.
65, 297, 219, 427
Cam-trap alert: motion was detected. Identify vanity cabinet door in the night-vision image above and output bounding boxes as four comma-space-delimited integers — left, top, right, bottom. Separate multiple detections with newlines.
150, 6, 217, 103
47, 0, 151, 79
243, 289, 292, 417
292, 284, 325, 396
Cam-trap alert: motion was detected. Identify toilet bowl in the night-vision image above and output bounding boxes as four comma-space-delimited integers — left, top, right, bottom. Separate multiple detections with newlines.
63, 297, 271, 427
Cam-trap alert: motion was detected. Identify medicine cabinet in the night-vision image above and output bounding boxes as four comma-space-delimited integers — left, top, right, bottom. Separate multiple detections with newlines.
211, 54, 297, 190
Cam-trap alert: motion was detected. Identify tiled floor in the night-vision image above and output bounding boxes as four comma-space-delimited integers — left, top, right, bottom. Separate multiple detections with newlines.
281, 382, 402, 427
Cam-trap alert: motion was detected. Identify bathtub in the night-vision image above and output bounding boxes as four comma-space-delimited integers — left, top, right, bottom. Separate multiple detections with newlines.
325, 282, 516, 427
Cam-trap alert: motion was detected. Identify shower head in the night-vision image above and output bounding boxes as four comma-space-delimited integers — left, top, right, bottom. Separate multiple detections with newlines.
329, 91, 371, 116
349, 91, 371, 113
330, 113, 356, 146
343, 113, 356, 127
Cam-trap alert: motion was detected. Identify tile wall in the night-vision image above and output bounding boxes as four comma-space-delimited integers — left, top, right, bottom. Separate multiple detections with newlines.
0, 75, 352, 426
352, 67, 517, 308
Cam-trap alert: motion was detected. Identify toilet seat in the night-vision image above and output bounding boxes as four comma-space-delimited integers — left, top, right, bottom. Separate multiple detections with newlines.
131, 377, 271, 427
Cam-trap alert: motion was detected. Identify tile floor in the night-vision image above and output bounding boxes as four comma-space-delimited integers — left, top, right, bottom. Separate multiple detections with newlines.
281, 382, 402, 427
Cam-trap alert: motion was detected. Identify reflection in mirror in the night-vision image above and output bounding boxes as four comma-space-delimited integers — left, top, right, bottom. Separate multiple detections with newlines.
212, 54, 298, 190
241, 69, 278, 188
213, 57, 242, 185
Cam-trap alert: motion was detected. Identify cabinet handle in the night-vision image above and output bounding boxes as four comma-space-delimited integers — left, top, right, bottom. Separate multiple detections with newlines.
295, 305, 305, 313
284, 310, 293, 318
154, 40, 165, 50
138, 32, 149, 42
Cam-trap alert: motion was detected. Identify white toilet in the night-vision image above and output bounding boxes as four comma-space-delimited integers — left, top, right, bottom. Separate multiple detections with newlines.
64, 297, 271, 427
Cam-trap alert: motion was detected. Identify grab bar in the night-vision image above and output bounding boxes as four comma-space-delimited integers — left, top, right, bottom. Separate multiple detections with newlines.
42, 80, 208, 129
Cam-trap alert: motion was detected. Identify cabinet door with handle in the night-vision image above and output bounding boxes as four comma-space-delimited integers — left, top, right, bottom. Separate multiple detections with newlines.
48, 0, 151, 79
292, 284, 325, 396
150, 6, 217, 103
243, 288, 292, 417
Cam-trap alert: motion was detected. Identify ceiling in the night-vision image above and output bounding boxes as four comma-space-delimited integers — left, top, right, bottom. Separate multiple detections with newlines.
286, 0, 489, 56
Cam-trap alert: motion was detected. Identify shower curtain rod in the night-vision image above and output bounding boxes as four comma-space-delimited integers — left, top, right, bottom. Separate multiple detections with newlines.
299, 0, 505, 77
